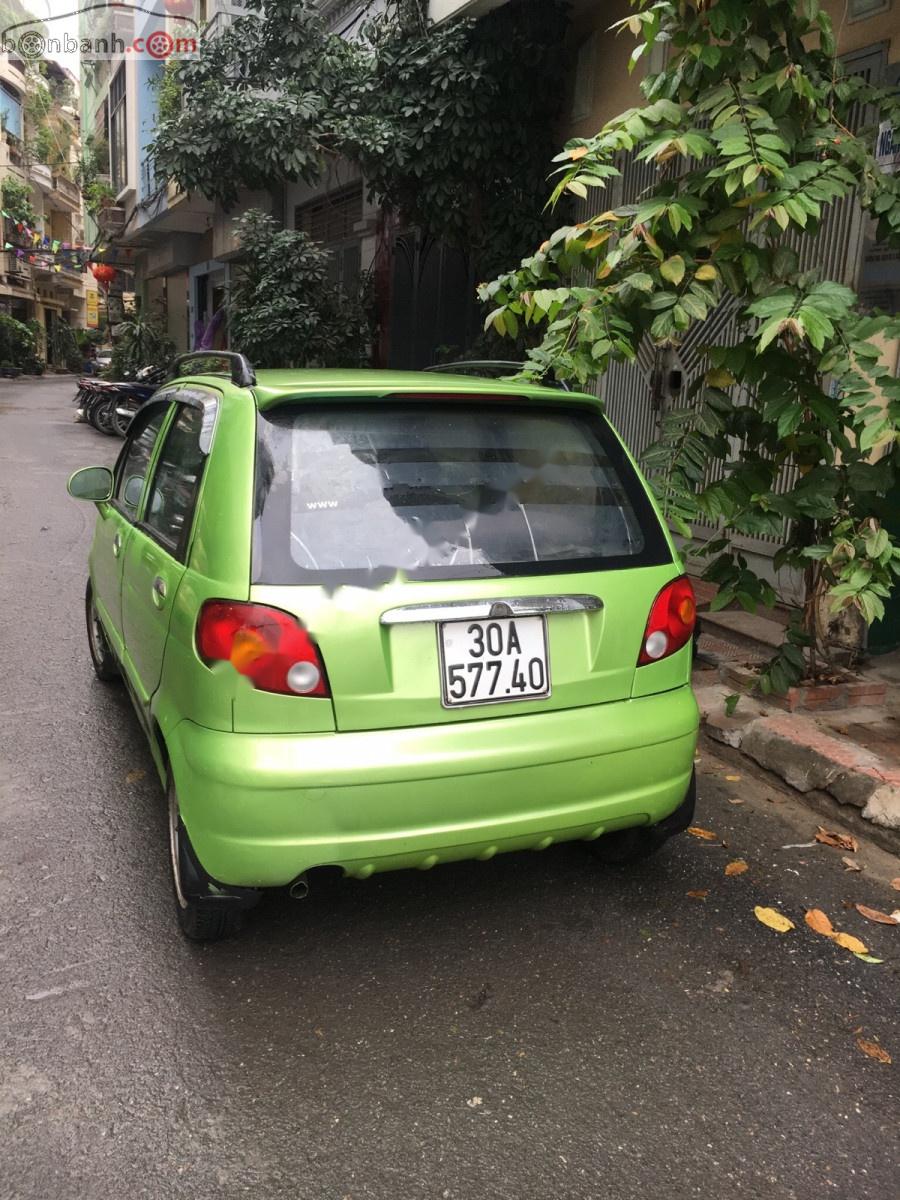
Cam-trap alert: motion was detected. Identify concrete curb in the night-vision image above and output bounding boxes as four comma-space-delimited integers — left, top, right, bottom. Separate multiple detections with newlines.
695, 685, 900, 835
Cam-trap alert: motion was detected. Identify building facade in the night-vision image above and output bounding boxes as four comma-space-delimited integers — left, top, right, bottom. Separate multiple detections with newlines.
0, 54, 89, 366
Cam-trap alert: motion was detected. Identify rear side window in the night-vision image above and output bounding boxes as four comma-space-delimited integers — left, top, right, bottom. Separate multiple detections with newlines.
143, 404, 209, 558
253, 402, 671, 585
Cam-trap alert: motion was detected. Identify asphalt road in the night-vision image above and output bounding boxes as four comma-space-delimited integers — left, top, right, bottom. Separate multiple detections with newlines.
1, 377, 898, 1200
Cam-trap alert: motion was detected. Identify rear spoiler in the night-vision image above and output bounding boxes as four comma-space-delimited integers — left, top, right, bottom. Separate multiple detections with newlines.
169, 351, 256, 388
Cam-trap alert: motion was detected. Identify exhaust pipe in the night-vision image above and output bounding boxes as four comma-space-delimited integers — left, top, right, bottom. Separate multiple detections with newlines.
288, 874, 309, 900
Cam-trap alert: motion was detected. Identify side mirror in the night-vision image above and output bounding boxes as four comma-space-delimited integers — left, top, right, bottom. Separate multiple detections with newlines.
67, 466, 113, 502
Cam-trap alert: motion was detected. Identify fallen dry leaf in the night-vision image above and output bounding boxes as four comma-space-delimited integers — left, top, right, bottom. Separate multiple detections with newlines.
125, 768, 145, 785
755, 906, 794, 933
815, 826, 858, 852
841, 857, 863, 873
854, 903, 899, 926
832, 931, 868, 955
891, 878, 900, 891
805, 908, 835, 937
854, 954, 885, 964
725, 774, 741, 782
725, 860, 748, 876
687, 889, 709, 899
856, 1038, 892, 1064
728, 798, 745, 805
688, 826, 718, 841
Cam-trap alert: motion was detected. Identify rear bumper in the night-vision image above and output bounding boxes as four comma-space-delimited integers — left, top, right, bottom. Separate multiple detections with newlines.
168, 686, 699, 887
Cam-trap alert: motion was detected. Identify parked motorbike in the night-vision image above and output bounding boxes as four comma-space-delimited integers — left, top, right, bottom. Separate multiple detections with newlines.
74, 365, 167, 437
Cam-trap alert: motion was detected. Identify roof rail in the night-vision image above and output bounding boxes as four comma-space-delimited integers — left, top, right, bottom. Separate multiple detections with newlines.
169, 351, 256, 388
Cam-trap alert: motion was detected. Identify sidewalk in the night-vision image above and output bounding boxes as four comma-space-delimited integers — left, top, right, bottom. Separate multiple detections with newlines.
691, 585, 900, 854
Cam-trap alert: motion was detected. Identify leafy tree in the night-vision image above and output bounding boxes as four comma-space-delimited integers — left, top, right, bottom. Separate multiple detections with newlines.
0, 313, 34, 367
228, 209, 373, 369
481, 0, 900, 688
150, 0, 568, 276
1, 175, 36, 226
107, 313, 175, 378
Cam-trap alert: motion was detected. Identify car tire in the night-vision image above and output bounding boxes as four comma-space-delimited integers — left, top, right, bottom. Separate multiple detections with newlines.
588, 769, 697, 866
168, 783, 257, 942
85, 580, 119, 682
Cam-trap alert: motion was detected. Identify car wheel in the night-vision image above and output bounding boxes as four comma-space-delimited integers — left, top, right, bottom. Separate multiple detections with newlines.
168, 783, 257, 942
85, 580, 119, 682
588, 770, 697, 866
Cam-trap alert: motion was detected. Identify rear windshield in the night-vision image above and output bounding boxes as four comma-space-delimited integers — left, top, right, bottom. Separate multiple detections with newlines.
253, 401, 670, 585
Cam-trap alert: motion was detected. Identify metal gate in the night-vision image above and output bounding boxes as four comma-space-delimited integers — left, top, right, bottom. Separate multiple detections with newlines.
387, 228, 478, 369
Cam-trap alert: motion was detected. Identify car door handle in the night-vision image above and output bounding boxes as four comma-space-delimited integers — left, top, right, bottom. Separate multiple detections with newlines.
112, 533, 122, 557
152, 576, 168, 605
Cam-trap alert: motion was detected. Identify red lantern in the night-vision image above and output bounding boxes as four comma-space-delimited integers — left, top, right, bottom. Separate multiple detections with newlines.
90, 262, 116, 288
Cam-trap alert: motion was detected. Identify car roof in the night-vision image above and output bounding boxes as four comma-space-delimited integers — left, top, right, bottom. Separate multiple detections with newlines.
245, 368, 599, 412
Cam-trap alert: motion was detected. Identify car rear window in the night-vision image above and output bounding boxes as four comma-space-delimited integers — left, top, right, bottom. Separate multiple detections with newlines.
253, 401, 671, 585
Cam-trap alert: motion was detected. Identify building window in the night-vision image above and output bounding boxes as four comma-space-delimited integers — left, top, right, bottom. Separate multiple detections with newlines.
849, 0, 890, 18
109, 66, 127, 193
0, 81, 22, 139
295, 185, 363, 292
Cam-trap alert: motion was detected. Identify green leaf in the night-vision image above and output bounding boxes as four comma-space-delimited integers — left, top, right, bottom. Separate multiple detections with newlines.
660, 255, 686, 285
624, 271, 654, 292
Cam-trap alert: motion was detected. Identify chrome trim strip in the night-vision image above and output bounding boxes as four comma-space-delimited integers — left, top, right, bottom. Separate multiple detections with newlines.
380, 594, 603, 626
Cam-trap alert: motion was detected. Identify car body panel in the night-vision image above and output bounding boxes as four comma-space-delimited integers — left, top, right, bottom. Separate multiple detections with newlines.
121, 527, 187, 705
253, 563, 685, 732
88, 502, 133, 659
168, 684, 698, 887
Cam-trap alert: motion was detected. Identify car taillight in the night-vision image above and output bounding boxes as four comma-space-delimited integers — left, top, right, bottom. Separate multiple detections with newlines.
637, 576, 697, 666
196, 601, 330, 697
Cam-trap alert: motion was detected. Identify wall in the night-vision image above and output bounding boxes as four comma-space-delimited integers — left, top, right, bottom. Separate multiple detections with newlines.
165, 270, 190, 352
823, 0, 898, 62
565, 0, 643, 143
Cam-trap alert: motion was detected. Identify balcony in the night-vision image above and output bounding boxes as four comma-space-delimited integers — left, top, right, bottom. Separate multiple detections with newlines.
30, 253, 84, 288
50, 173, 81, 211
0, 136, 25, 178
140, 154, 164, 201
203, 8, 236, 41
30, 162, 53, 193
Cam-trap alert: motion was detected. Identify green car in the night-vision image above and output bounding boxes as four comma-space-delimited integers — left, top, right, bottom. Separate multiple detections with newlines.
68, 353, 699, 940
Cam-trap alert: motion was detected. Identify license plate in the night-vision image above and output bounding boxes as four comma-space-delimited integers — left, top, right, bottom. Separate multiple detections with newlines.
438, 616, 550, 708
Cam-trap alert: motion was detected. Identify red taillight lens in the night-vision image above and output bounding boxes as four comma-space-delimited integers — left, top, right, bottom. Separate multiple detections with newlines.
197, 601, 330, 697
637, 576, 697, 666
